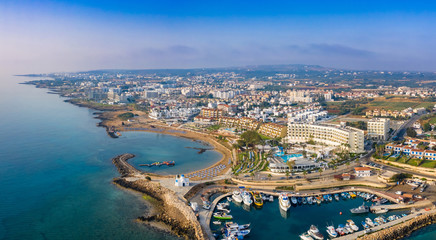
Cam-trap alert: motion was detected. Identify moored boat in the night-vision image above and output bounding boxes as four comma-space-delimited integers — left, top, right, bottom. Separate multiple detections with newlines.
291, 196, 298, 205
326, 225, 338, 238
308, 225, 324, 240
347, 219, 359, 231
334, 193, 340, 201
350, 203, 369, 214
279, 193, 291, 211
241, 191, 253, 206
372, 207, 389, 214
300, 232, 314, 240
365, 217, 374, 227
251, 191, 263, 207
232, 191, 243, 203
213, 212, 233, 220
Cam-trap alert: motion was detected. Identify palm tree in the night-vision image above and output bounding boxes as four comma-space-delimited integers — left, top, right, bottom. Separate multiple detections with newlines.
303, 170, 308, 179
268, 174, 272, 180
318, 168, 323, 176
250, 172, 255, 180
285, 171, 290, 179
333, 165, 338, 172
286, 160, 295, 172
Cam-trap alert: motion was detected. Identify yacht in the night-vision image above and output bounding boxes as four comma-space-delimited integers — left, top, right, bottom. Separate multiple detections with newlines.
347, 220, 359, 231
308, 225, 324, 240
279, 193, 291, 211
232, 191, 243, 203
241, 191, 253, 206
326, 225, 338, 238
372, 207, 389, 214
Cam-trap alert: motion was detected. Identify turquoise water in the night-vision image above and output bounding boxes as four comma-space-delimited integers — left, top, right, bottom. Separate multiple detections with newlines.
211, 196, 409, 239
281, 154, 303, 162
0, 76, 221, 240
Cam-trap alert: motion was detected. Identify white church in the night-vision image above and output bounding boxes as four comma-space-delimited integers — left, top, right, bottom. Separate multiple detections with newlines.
175, 174, 190, 187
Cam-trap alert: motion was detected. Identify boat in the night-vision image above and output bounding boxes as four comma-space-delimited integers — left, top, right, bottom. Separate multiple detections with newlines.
365, 217, 374, 227
216, 206, 230, 213
232, 191, 243, 203
349, 192, 356, 198
373, 207, 389, 214
308, 225, 324, 240
316, 196, 322, 205
213, 212, 233, 220
279, 193, 291, 211
380, 198, 389, 204
218, 202, 230, 208
251, 191, 263, 207
269, 195, 274, 202
300, 232, 314, 240
347, 220, 359, 231
341, 192, 347, 200
307, 196, 313, 204
203, 203, 211, 210
241, 191, 253, 206
302, 197, 307, 204
334, 194, 340, 201
344, 224, 354, 233
291, 196, 298, 205
226, 197, 232, 202
225, 222, 251, 230
326, 225, 338, 238
336, 225, 345, 236
213, 221, 221, 224
402, 213, 407, 218
361, 221, 369, 229
298, 197, 303, 205
327, 195, 333, 202
350, 203, 369, 214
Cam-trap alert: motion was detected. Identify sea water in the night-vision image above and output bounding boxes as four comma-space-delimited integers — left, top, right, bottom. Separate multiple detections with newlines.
0, 75, 221, 240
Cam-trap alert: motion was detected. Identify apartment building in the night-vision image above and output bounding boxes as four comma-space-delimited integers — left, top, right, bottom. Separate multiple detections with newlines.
218, 117, 261, 130
385, 144, 436, 160
287, 122, 365, 153
258, 122, 287, 138
199, 108, 224, 119
367, 118, 390, 141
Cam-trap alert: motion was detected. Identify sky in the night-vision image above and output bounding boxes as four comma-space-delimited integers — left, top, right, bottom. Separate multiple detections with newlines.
1, 0, 436, 75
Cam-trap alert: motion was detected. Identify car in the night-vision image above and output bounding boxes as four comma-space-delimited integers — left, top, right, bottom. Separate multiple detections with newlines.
280, 177, 286, 180
296, 176, 301, 179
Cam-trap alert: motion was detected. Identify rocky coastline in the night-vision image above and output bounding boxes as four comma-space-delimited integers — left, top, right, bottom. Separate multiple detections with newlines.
112, 154, 207, 240
358, 211, 436, 240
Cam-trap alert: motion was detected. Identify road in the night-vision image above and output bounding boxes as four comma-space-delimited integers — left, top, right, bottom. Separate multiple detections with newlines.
366, 158, 436, 179
389, 113, 426, 141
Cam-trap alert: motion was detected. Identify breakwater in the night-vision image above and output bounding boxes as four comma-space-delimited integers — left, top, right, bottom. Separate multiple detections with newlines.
358, 211, 436, 240
112, 154, 207, 240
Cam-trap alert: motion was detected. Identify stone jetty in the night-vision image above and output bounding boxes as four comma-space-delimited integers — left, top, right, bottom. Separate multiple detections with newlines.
112, 153, 207, 240
358, 210, 436, 240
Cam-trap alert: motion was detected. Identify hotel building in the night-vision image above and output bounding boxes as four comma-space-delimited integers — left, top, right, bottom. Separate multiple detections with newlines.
287, 122, 365, 153
367, 118, 390, 141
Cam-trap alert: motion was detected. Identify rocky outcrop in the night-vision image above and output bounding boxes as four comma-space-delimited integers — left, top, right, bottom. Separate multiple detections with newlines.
358, 211, 436, 240
112, 153, 141, 176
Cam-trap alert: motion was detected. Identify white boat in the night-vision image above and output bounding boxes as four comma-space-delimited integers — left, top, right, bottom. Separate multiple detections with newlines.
225, 222, 251, 230
308, 225, 324, 240
213, 220, 221, 224
365, 217, 374, 227
373, 207, 389, 214
241, 191, 253, 206
347, 220, 359, 231
232, 191, 243, 203
326, 225, 338, 238
291, 196, 298, 205
345, 224, 354, 233
279, 193, 291, 211
300, 232, 314, 240
269, 195, 274, 202
307, 196, 313, 204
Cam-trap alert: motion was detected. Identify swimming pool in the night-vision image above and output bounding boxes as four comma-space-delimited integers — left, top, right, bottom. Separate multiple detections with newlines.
281, 154, 303, 162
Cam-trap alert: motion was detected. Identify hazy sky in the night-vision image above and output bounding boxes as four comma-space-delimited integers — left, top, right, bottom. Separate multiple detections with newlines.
1, 0, 436, 75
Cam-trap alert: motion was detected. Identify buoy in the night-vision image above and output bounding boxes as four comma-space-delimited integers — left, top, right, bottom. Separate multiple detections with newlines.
340, 212, 342, 215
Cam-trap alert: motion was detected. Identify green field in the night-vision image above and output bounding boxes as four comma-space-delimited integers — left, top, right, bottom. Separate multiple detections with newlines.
420, 160, 436, 168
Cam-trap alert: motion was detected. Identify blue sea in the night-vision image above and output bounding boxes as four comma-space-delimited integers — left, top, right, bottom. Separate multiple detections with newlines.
0, 75, 434, 240
0, 75, 221, 240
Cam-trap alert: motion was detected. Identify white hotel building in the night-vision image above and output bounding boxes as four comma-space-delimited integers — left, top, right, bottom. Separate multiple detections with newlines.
367, 118, 390, 141
287, 122, 365, 153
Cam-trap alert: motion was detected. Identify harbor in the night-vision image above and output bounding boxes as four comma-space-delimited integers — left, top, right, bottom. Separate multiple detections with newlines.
207, 188, 433, 240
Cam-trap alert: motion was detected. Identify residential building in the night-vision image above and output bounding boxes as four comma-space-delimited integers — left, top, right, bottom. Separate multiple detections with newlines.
199, 108, 224, 119
354, 167, 371, 177
258, 122, 287, 138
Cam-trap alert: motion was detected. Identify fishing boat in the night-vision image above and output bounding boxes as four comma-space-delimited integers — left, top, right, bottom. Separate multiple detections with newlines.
251, 191, 263, 207
341, 192, 347, 200
349, 192, 356, 198
327, 195, 333, 202
232, 191, 243, 203
347, 220, 359, 231
350, 203, 369, 214
241, 191, 253, 206
213, 212, 233, 220
213, 221, 221, 225
316, 196, 322, 205
326, 225, 338, 238
344, 224, 354, 233
336, 225, 345, 236
291, 196, 298, 205
361, 221, 369, 229
365, 217, 375, 227
334, 194, 340, 201
340, 224, 349, 234
269, 195, 274, 202
279, 193, 291, 211
297, 197, 303, 205
299, 232, 314, 240
308, 225, 324, 240
225, 222, 251, 230
302, 197, 307, 204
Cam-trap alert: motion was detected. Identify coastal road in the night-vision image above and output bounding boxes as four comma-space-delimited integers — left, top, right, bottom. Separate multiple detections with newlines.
366, 158, 436, 180
389, 113, 425, 141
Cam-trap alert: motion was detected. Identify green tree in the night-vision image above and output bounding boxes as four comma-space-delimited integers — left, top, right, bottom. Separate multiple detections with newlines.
318, 168, 323, 176
285, 171, 290, 179
268, 174, 272, 180
406, 127, 417, 138
240, 130, 262, 148
303, 170, 308, 178
423, 122, 431, 132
